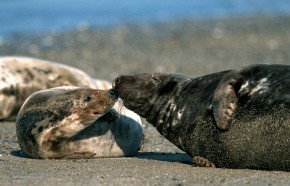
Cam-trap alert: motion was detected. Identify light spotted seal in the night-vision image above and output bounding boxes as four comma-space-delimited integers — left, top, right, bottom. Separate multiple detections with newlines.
112, 64, 290, 171
16, 86, 143, 159
0, 56, 110, 120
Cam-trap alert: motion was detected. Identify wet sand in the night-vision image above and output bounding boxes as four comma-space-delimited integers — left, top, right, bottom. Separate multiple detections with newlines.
1, 15, 290, 185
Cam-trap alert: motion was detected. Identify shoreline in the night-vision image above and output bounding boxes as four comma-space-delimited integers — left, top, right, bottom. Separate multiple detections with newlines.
1, 14, 290, 80
1, 12, 290, 37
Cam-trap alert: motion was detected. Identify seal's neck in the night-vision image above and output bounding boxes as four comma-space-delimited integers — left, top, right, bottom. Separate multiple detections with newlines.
99, 109, 119, 122
146, 79, 190, 138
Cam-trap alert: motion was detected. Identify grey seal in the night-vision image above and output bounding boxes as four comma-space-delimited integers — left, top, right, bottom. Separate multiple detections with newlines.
112, 64, 290, 171
16, 86, 143, 159
0, 56, 110, 120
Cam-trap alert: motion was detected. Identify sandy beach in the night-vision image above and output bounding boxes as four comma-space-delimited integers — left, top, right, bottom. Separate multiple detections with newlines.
1, 15, 290, 185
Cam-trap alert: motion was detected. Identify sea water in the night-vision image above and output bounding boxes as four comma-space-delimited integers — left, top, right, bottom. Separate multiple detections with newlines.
0, 0, 290, 36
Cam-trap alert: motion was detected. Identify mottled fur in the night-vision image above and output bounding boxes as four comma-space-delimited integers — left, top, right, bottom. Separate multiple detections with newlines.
112, 64, 290, 171
0, 56, 110, 120
16, 86, 143, 159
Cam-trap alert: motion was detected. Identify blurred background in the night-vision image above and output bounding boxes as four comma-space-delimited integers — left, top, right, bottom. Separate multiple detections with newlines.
1, 1, 290, 171
1, 0, 290, 80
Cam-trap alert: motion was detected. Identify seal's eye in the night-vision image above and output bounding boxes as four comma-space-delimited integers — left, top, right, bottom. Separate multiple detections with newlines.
82, 96, 92, 103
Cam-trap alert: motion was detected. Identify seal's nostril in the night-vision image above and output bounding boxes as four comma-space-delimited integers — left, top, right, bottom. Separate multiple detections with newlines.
108, 89, 119, 98
108, 89, 115, 96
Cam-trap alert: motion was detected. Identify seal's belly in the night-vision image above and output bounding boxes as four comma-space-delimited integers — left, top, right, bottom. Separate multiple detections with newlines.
178, 107, 290, 171
218, 108, 290, 170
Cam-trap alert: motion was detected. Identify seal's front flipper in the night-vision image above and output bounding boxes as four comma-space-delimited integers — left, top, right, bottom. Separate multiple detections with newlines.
212, 72, 244, 131
192, 156, 216, 167
212, 84, 238, 131
60, 152, 96, 159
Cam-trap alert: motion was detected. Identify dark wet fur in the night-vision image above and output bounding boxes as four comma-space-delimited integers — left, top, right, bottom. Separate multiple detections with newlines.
113, 64, 290, 171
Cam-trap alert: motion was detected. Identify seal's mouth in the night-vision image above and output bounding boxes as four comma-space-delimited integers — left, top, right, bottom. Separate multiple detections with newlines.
108, 88, 119, 99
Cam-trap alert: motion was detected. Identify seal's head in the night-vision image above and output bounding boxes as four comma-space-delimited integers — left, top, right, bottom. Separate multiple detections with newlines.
112, 73, 188, 117
18, 86, 117, 123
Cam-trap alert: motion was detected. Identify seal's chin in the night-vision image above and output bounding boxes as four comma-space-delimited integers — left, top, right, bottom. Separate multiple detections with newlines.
98, 109, 119, 122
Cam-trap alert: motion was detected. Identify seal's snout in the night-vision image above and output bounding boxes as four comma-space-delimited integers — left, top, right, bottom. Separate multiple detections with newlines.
112, 77, 121, 88
112, 76, 122, 98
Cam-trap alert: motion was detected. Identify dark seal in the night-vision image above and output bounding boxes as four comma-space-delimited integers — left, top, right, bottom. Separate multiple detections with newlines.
112, 64, 290, 171
16, 86, 143, 159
